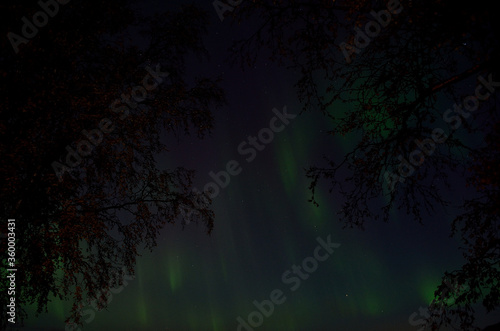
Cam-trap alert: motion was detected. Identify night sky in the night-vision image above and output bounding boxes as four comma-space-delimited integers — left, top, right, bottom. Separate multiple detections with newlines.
5, 0, 500, 330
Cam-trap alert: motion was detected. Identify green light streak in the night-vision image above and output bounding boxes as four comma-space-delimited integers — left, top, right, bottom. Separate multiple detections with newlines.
276, 140, 298, 194
165, 253, 183, 292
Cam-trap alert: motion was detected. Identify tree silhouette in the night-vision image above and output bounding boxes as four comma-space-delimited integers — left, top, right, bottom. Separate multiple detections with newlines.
229, 0, 499, 329
425, 120, 500, 330
0, 1, 224, 327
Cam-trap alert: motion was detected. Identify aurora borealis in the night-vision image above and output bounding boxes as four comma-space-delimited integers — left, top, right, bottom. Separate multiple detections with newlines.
21, 90, 475, 330
5, 0, 500, 330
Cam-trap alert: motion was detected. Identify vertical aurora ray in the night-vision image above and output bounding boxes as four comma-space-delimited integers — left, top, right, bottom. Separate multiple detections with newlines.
276, 139, 299, 196
136, 258, 148, 327
161, 248, 184, 293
